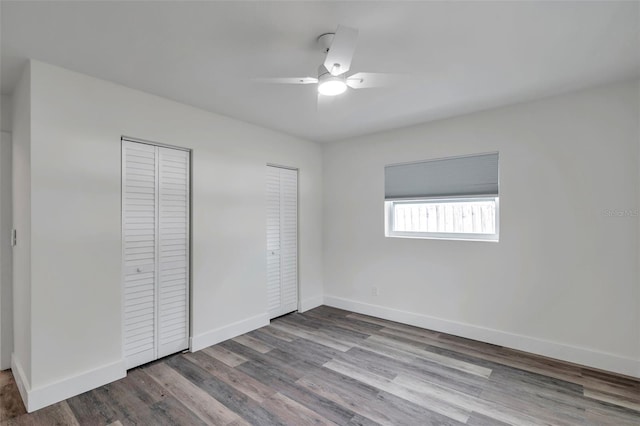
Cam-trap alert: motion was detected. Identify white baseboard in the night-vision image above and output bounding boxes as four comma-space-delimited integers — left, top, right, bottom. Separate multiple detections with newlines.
11, 354, 29, 411
12, 354, 126, 413
299, 295, 324, 313
324, 295, 640, 378
190, 313, 269, 353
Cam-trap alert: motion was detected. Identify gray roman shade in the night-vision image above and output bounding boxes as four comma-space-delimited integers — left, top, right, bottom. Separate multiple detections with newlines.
385, 152, 499, 200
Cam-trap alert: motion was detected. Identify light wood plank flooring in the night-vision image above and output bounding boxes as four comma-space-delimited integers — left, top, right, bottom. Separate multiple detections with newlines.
1, 306, 639, 425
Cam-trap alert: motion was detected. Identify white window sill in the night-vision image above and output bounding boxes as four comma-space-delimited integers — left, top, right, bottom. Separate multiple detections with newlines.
385, 232, 499, 242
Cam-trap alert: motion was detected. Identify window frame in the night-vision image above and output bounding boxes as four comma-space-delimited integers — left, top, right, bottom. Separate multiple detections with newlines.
384, 196, 500, 242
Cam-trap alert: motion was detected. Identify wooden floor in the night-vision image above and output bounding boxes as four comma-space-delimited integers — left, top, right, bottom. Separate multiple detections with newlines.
1, 306, 639, 425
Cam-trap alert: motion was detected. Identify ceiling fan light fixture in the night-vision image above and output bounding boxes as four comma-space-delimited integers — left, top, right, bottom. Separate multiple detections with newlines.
318, 77, 347, 96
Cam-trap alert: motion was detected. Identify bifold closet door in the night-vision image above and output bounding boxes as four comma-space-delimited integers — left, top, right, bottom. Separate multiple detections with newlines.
157, 147, 190, 358
123, 142, 157, 368
266, 166, 298, 319
123, 140, 190, 369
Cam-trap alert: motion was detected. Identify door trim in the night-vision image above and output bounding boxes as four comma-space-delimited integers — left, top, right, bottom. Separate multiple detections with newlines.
266, 162, 298, 171
122, 135, 191, 152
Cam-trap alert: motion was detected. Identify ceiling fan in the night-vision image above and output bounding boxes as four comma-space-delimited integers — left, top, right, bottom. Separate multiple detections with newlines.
256, 25, 403, 103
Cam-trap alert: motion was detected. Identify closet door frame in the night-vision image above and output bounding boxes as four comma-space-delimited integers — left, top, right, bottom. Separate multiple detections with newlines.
121, 136, 192, 369
266, 163, 300, 318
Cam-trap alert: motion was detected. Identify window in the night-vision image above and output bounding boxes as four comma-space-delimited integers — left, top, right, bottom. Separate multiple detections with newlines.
385, 197, 499, 241
384, 152, 499, 241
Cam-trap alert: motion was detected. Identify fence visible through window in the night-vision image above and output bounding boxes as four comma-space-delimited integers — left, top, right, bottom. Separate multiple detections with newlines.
391, 199, 497, 235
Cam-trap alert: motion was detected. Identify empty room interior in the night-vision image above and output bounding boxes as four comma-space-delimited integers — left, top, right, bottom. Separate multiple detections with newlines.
0, 1, 639, 425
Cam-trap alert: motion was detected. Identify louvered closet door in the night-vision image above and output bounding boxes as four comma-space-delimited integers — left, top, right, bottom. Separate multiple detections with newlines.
266, 166, 298, 319
157, 147, 190, 358
123, 140, 190, 369
123, 141, 157, 369
266, 167, 281, 317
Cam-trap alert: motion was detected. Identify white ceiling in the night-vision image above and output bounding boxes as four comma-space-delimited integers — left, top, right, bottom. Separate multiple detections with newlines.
1, 1, 639, 143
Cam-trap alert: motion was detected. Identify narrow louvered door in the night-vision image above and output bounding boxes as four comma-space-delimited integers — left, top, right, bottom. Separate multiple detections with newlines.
123, 140, 190, 369
266, 166, 298, 319
266, 167, 281, 317
123, 141, 157, 369
157, 147, 190, 358
279, 168, 298, 314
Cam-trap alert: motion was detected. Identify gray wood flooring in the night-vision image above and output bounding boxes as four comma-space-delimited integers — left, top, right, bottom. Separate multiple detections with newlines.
1, 306, 639, 425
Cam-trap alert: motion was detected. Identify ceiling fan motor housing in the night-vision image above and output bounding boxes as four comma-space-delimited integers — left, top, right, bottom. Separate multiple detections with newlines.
318, 70, 345, 84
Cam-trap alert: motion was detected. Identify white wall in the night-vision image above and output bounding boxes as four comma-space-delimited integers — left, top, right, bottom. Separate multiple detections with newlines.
1, 95, 12, 132
11, 63, 31, 397
0, 131, 13, 371
1, 95, 14, 370
15, 60, 323, 411
323, 80, 640, 377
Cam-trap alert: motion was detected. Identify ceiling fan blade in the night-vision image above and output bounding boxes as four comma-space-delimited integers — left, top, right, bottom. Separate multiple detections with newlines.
324, 25, 358, 76
346, 72, 406, 89
254, 77, 318, 85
